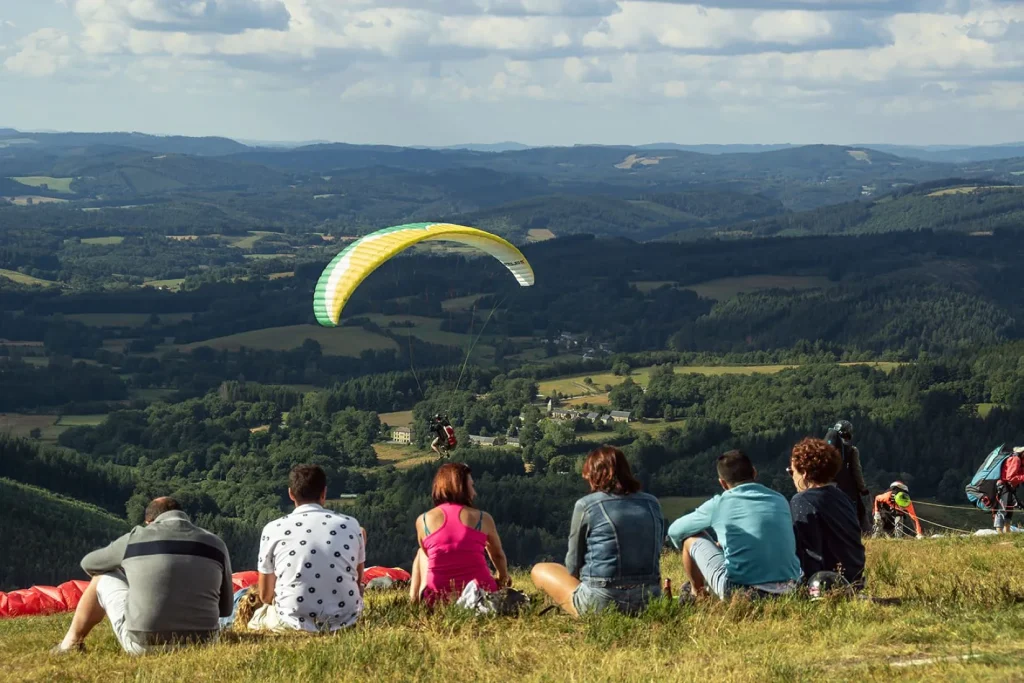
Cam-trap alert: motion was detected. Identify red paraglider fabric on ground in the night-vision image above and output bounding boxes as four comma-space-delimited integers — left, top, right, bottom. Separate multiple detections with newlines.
232, 571, 259, 592
0, 572, 264, 618
362, 566, 411, 584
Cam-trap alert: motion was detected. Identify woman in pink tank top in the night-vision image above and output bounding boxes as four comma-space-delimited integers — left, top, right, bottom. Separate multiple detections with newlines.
409, 463, 510, 605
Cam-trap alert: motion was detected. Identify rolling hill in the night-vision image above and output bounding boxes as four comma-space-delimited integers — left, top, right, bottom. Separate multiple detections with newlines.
0, 478, 129, 590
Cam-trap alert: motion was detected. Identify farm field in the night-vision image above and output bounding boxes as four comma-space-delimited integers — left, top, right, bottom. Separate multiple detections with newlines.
0, 414, 106, 441
372, 443, 434, 470
178, 324, 399, 356
0, 269, 58, 287
441, 294, 487, 312
227, 231, 278, 249
538, 362, 902, 397
79, 236, 125, 245
526, 228, 556, 242
658, 495, 710, 521
10, 176, 74, 193
364, 315, 494, 361
684, 275, 833, 301
142, 278, 186, 291
65, 313, 194, 327
379, 410, 414, 428
9, 196, 69, 205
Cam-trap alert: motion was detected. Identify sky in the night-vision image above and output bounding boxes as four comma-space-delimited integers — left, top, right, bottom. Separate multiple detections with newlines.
0, 0, 1023, 146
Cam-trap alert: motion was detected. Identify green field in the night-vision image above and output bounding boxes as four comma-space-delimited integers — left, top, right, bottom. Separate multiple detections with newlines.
79, 236, 125, 245
0, 269, 58, 287
228, 231, 278, 249
539, 362, 902, 397
244, 253, 294, 260
364, 315, 493, 361
658, 495, 710, 521
0, 414, 106, 441
55, 415, 108, 428
180, 324, 399, 357
130, 388, 179, 402
4, 539, 1024, 681
65, 313, 193, 327
10, 176, 74, 193
684, 275, 833, 301
379, 410, 414, 428
441, 295, 488, 312
143, 278, 186, 291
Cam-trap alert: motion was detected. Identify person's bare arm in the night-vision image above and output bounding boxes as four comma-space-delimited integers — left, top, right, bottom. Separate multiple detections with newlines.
482, 512, 511, 587
258, 573, 276, 606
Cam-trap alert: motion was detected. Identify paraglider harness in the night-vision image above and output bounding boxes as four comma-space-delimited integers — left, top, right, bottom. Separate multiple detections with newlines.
430, 415, 457, 457
966, 444, 1022, 515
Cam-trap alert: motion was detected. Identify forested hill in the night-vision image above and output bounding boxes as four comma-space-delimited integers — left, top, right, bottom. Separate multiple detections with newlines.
665, 182, 1024, 240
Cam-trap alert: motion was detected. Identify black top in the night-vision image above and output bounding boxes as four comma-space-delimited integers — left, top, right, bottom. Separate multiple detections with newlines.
790, 485, 865, 584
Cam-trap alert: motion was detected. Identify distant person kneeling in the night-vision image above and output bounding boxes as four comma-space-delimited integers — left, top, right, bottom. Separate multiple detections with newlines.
249, 465, 365, 632
668, 450, 801, 600
52, 497, 234, 655
531, 446, 664, 616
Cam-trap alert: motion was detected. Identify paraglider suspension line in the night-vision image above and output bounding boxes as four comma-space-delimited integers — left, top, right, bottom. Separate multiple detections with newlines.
451, 294, 507, 399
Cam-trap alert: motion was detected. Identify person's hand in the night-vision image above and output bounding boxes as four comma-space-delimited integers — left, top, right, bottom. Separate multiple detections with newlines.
496, 572, 512, 588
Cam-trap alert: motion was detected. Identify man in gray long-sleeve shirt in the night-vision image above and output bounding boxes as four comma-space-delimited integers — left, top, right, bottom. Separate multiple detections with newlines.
53, 497, 233, 655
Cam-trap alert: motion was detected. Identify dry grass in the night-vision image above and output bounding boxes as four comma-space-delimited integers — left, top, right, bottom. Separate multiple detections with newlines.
3, 538, 1023, 682
179, 325, 398, 357
9, 196, 69, 206
441, 295, 487, 312
142, 279, 186, 291
526, 229, 556, 242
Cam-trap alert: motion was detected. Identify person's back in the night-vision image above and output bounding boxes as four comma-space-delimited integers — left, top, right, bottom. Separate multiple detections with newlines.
80, 508, 232, 644
422, 503, 497, 599
791, 485, 865, 584
696, 483, 801, 586
570, 491, 663, 585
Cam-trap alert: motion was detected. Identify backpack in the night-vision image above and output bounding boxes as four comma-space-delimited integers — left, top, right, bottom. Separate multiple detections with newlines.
966, 444, 1012, 511
443, 424, 457, 448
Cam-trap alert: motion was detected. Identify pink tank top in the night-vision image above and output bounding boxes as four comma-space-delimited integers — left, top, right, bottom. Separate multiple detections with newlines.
422, 503, 498, 603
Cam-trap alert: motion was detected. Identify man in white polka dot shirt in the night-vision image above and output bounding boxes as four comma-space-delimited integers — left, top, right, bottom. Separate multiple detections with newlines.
249, 465, 366, 632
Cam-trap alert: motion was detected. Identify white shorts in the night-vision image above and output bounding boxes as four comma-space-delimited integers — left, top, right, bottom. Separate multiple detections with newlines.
95, 573, 148, 656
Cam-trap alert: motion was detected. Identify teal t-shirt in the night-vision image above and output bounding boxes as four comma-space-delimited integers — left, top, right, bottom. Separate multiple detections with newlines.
667, 482, 801, 586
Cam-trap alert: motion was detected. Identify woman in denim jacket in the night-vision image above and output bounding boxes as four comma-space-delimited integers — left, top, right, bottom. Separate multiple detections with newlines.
532, 446, 665, 616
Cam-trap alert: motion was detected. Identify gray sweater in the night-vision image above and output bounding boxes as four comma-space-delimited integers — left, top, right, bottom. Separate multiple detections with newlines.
82, 510, 233, 643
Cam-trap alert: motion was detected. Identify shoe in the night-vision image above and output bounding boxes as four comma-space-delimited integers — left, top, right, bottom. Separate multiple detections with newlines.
677, 582, 697, 605
50, 642, 86, 655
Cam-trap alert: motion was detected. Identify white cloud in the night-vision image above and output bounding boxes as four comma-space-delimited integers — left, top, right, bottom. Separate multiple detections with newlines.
3, 28, 74, 76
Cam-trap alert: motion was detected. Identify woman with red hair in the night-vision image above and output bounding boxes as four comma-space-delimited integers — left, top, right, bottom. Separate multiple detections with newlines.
408, 462, 510, 605
532, 446, 665, 616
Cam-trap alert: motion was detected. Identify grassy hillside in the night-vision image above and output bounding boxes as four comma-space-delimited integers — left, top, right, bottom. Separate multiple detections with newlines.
2, 538, 1022, 681
0, 479, 129, 590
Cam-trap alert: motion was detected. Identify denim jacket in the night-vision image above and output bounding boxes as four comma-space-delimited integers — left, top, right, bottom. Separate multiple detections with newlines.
566, 491, 664, 588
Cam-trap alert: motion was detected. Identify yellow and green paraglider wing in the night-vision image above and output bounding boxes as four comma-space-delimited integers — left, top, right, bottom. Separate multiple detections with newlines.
313, 222, 535, 327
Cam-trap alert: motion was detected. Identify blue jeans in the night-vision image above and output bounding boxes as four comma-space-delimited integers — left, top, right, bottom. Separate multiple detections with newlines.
688, 537, 797, 600
572, 582, 660, 616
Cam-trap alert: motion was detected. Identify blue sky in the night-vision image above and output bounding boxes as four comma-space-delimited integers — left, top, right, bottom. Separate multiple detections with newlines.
1, 0, 1022, 146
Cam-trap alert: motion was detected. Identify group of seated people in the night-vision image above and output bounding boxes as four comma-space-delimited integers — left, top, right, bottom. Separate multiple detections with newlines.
53, 437, 865, 655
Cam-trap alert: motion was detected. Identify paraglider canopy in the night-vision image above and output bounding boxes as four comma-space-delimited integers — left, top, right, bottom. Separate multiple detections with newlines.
313, 222, 535, 327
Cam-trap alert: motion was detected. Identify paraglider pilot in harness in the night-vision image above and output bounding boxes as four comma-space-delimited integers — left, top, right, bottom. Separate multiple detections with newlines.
873, 481, 924, 539
430, 414, 457, 458
825, 420, 870, 533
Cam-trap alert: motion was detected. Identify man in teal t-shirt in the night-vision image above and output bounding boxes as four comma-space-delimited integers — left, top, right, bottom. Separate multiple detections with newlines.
668, 450, 801, 599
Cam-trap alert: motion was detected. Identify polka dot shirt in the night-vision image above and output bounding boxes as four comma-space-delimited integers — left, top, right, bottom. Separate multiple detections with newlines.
258, 504, 365, 632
